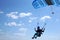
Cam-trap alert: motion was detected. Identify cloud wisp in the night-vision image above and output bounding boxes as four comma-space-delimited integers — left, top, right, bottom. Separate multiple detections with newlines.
40, 16, 51, 22
14, 28, 27, 36
28, 17, 38, 23
19, 13, 32, 17
5, 22, 23, 27
6, 12, 19, 19
6, 12, 32, 19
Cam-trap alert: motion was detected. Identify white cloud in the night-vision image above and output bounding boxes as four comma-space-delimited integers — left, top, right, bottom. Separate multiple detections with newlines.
19, 12, 32, 17
14, 33, 25, 36
6, 22, 16, 26
28, 17, 37, 23
29, 20, 32, 23
5, 22, 23, 27
19, 28, 27, 33
40, 16, 51, 22
14, 28, 27, 36
6, 12, 32, 19
6, 12, 19, 19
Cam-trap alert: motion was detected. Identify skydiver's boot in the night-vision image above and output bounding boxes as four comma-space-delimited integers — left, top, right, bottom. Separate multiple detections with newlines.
32, 34, 36, 39
32, 36, 36, 39
32, 35, 35, 39
32, 36, 34, 39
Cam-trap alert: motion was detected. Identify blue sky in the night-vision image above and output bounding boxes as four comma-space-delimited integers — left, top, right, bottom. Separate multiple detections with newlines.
0, 0, 60, 40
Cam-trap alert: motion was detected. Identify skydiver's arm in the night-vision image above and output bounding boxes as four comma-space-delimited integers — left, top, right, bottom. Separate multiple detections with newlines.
42, 28, 45, 32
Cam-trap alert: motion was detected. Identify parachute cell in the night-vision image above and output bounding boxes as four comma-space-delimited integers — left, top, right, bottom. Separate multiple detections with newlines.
32, 0, 41, 9
45, 0, 53, 5
32, 0, 47, 9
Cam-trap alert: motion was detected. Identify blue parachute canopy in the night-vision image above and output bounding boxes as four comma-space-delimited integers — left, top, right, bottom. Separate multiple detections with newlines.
32, 0, 60, 9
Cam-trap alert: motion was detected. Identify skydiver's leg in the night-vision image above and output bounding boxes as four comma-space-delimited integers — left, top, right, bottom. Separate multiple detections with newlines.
32, 33, 37, 39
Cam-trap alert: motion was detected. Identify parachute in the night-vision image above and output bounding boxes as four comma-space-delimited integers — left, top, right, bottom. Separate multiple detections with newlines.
32, 0, 59, 39
32, 0, 60, 9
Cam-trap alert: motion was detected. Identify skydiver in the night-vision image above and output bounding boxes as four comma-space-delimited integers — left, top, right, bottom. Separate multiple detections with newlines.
32, 26, 45, 39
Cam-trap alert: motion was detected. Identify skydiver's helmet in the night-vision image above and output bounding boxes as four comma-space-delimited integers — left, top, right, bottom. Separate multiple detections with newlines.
37, 26, 40, 29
